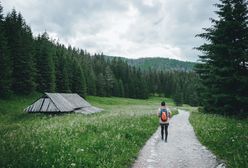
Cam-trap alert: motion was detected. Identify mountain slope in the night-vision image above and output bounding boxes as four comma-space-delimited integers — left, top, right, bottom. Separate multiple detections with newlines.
106, 56, 196, 71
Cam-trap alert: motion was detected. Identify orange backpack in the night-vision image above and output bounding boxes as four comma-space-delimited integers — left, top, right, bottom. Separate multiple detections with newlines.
160, 109, 168, 122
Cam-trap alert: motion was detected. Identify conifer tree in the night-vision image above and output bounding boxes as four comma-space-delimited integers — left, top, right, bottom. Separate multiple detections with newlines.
35, 32, 55, 92
135, 69, 149, 99
104, 66, 114, 96
0, 3, 12, 97
96, 73, 106, 96
71, 61, 87, 98
55, 55, 70, 92
4, 10, 36, 94
196, 0, 248, 115
174, 88, 183, 106
86, 67, 97, 96
112, 78, 120, 97
118, 79, 125, 97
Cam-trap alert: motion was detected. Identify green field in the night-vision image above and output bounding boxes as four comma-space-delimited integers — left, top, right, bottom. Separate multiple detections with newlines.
189, 109, 248, 168
0, 94, 177, 168
2, 94, 247, 168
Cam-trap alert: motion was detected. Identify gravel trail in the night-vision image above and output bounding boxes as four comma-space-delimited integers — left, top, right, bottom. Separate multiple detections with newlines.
132, 110, 225, 168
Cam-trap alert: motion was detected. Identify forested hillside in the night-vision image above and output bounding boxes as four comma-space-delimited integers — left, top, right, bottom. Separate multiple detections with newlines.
127, 57, 195, 71
105, 56, 196, 72
0, 4, 199, 106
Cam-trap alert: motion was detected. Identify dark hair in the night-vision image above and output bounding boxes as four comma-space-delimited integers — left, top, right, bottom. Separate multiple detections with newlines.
161, 101, 166, 106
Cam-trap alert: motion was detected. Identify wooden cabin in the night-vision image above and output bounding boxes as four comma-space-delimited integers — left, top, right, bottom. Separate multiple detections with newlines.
25, 93, 102, 114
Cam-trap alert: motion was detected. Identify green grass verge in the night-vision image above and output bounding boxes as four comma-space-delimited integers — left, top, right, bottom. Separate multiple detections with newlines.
189, 110, 248, 168
0, 94, 176, 168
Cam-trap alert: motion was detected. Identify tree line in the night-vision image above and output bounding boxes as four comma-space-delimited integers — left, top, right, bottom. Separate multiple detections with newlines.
0, 3, 199, 106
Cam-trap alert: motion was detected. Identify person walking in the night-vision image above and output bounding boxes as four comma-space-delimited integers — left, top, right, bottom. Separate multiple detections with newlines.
157, 101, 171, 142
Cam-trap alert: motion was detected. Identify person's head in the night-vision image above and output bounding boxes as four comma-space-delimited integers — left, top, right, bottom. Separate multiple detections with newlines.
161, 101, 166, 106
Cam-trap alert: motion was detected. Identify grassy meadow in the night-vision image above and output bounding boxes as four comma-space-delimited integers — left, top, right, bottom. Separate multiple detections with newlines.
0, 94, 177, 168
189, 109, 248, 168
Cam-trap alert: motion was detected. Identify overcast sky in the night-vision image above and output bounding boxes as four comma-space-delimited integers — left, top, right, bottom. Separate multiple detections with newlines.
1, 0, 218, 62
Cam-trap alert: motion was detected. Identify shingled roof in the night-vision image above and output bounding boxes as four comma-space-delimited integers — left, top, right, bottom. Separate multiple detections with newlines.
25, 93, 102, 114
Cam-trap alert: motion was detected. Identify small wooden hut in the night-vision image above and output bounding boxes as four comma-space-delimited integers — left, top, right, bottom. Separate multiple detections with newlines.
25, 93, 102, 114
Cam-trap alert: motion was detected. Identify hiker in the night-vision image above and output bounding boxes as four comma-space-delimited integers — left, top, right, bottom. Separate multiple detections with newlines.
157, 101, 171, 142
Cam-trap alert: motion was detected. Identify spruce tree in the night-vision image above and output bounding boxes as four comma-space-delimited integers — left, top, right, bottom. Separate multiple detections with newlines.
135, 69, 149, 99
57, 56, 70, 92
71, 61, 87, 98
196, 0, 248, 115
112, 78, 120, 97
96, 73, 106, 96
0, 3, 12, 97
35, 32, 55, 92
174, 89, 183, 106
104, 66, 114, 96
118, 79, 125, 97
232, 0, 248, 116
86, 67, 96, 96
4, 11, 36, 94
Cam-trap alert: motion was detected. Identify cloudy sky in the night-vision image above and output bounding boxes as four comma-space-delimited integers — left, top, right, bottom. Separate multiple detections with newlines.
1, 0, 218, 62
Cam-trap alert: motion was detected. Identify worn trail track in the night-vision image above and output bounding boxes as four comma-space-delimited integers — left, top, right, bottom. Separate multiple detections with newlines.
132, 110, 225, 168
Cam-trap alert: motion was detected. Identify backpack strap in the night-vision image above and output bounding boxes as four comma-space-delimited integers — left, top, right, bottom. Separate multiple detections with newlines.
160, 108, 167, 116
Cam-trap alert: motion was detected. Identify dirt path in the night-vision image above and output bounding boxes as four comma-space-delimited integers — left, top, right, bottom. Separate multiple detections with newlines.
132, 110, 225, 168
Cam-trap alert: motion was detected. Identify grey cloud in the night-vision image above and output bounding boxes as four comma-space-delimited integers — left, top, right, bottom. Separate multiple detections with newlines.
1, 0, 218, 62
153, 17, 164, 25
131, 0, 163, 15
123, 0, 218, 61
3, 0, 129, 35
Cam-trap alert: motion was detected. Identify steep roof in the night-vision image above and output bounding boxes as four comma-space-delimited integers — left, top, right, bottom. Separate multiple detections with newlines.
59, 93, 91, 108
25, 93, 102, 114
45, 93, 74, 112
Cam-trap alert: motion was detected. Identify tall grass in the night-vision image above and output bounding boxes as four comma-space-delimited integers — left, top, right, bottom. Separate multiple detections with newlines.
189, 110, 248, 168
0, 94, 176, 168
